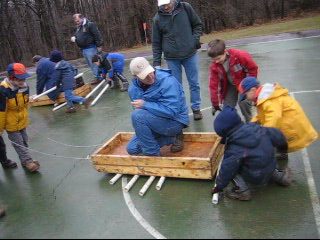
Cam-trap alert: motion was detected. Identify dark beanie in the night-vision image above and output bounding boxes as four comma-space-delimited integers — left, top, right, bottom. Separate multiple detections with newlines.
214, 106, 242, 138
50, 50, 63, 63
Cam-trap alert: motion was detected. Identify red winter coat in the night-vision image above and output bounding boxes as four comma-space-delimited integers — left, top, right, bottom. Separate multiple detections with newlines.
209, 49, 258, 107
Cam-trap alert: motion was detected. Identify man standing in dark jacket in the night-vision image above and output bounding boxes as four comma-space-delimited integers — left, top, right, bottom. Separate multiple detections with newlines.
152, 0, 203, 120
71, 14, 103, 85
212, 106, 292, 201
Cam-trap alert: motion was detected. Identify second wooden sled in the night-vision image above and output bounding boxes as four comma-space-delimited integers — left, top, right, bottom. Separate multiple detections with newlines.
29, 83, 92, 107
91, 132, 224, 180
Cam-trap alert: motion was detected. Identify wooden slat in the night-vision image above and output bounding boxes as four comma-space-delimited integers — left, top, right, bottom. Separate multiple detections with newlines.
91, 155, 211, 170
29, 84, 92, 107
94, 165, 213, 180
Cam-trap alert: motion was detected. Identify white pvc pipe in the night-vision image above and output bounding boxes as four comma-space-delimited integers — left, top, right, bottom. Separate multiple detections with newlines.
139, 176, 156, 197
156, 177, 166, 191
33, 86, 57, 100
90, 82, 110, 106
109, 174, 123, 185
124, 175, 139, 192
74, 72, 84, 79
85, 79, 106, 99
212, 186, 219, 205
52, 102, 67, 111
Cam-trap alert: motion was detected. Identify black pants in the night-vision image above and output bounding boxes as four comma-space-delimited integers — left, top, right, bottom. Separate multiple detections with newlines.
0, 135, 8, 163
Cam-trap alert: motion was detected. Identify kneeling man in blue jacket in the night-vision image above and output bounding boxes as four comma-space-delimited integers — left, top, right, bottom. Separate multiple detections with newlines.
127, 57, 189, 156
212, 106, 292, 201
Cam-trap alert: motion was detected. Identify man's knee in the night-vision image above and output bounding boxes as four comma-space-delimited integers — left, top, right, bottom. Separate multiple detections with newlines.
127, 140, 141, 155
131, 109, 149, 123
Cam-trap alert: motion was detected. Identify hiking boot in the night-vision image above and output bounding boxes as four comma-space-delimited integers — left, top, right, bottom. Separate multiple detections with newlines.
65, 107, 77, 113
22, 160, 40, 173
272, 168, 292, 186
1, 159, 18, 169
83, 97, 93, 109
120, 81, 129, 92
225, 187, 252, 201
170, 133, 184, 153
90, 79, 101, 85
193, 110, 203, 121
0, 207, 6, 218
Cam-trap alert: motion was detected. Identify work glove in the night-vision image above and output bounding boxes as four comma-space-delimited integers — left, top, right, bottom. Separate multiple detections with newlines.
211, 186, 221, 194
212, 106, 222, 116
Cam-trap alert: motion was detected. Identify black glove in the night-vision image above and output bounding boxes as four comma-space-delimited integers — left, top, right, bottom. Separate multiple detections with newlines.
212, 106, 221, 116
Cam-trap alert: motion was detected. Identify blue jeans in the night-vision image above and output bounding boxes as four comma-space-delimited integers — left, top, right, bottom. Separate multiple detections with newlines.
65, 89, 85, 107
127, 109, 185, 156
82, 47, 98, 78
167, 53, 201, 111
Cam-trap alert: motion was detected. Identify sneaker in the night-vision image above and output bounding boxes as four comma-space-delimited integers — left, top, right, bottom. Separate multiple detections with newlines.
0, 207, 6, 218
90, 79, 101, 85
272, 168, 292, 186
193, 110, 203, 121
170, 133, 184, 153
120, 81, 129, 92
225, 187, 252, 201
65, 107, 77, 113
1, 159, 18, 169
22, 160, 40, 173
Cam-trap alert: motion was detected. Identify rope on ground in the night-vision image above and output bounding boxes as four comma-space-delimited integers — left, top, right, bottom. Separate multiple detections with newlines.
28, 125, 104, 148
8, 139, 90, 160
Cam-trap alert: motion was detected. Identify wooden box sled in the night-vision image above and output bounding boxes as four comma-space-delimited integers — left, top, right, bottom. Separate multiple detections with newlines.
91, 132, 224, 180
29, 83, 92, 107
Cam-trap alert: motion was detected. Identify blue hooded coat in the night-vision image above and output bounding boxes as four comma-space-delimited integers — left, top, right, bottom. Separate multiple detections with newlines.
214, 107, 288, 191
52, 60, 77, 91
128, 69, 189, 126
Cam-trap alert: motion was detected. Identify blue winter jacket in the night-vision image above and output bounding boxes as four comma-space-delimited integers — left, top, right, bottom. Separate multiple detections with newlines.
36, 58, 56, 96
99, 53, 125, 78
52, 60, 77, 91
128, 69, 189, 126
216, 123, 288, 191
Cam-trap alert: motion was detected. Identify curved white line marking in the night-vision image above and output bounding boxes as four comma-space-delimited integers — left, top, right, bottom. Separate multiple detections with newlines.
122, 176, 167, 239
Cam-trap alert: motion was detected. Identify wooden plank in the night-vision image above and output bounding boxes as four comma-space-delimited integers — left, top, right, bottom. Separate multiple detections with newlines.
91, 133, 122, 156
116, 132, 219, 143
211, 144, 225, 177
29, 84, 92, 107
92, 155, 211, 170
94, 165, 213, 180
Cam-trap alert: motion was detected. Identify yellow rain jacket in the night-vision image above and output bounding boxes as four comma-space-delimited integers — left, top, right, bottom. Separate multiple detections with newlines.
252, 83, 318, 152
0, 79, 30, 133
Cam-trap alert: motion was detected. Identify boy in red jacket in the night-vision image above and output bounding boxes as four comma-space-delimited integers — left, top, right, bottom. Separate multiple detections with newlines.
208, 39, 258, 122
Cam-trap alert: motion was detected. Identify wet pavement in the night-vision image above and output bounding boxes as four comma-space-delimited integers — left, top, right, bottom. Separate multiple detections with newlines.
0, 32, 320, 238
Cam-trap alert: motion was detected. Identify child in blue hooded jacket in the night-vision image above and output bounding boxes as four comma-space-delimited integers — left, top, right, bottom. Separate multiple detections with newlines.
212, 106, 292, 201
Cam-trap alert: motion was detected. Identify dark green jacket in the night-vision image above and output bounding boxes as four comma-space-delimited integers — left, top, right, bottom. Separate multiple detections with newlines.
152, 1, 202, 66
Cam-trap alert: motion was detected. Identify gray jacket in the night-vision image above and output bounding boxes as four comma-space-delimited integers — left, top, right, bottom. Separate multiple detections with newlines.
152, 0, 202, 66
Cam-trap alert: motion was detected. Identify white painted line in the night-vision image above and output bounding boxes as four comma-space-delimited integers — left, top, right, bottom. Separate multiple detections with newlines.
291, 92, 320, 237
291, 90, 320, 95
228, 35, 320, 47
122, 176, 167, 239
301, 148, 320, 237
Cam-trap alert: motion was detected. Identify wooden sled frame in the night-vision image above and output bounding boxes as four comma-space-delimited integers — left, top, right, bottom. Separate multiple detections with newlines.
91, 132, 224, 180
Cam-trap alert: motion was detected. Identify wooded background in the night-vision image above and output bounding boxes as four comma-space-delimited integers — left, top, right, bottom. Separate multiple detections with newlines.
0, 0, 319, 70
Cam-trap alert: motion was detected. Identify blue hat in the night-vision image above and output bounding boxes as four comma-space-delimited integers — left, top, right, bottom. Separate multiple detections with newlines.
50, 50, 63, 63
6, 63, 31, 80
239, 77, 260, 101
214, 106, 242, 139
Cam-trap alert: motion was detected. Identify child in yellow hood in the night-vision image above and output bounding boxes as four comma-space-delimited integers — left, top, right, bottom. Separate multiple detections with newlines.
239, 77, 318, 153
